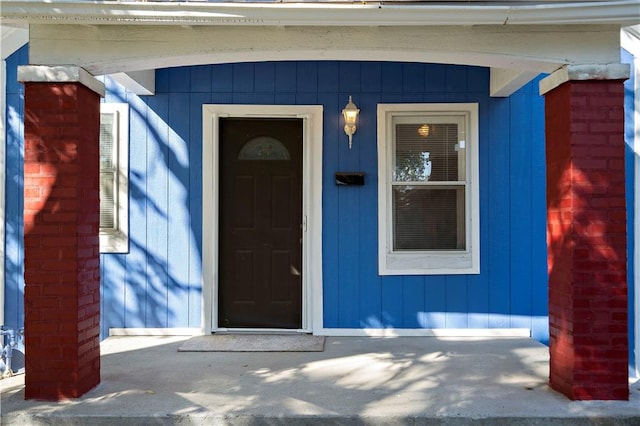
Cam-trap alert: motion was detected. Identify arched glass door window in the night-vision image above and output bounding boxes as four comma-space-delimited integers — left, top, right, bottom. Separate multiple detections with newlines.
238, 136, 290, 160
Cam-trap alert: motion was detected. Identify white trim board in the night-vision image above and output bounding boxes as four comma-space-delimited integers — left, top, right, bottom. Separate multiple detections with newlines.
319, 328, 531, 338
109, 327, 531, 338
201, 104, 324, 335
2, 1, 637, 26
109, 328, 203, 336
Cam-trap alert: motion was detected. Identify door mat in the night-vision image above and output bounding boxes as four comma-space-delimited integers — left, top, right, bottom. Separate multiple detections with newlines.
178, 334, 325, 352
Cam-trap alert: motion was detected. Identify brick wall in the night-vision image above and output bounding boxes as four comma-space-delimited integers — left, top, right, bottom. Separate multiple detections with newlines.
23, 82, 101, 400
545, 80, 628, 400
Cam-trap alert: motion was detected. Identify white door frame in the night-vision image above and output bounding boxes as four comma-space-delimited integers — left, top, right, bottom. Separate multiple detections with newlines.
202, 104, 323, 334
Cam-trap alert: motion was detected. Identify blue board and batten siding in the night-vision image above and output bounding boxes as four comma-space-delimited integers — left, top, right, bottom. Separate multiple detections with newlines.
623, 47, 636, 375
4, 45, 27, 335
4, 49, 550, 341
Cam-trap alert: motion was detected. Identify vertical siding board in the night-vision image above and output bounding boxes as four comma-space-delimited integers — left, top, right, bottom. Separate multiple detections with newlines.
381, 276, 403, 328
318, 91, 340, 327
155, 68, 170, 93
296, 93, 318, 105
211, 64, 233, 93
189, 92, 208, 327
168, 67, 191, 93
124, 94, 148, 328
357, 92, 382, 328
337, 186, 361, 327
424, 276, 447, 328
143, 94, 170, 327
446, 65, 468, 93
402, 276, 425, 328
5, 52, 21, 94
5, 46, 26, 330
467, 99, 491, 329
232, 63, 255, 93
5, 90, 24, 330
445, 275, 469, 328
509, 92, 533, 330
274, 93, 296, 104
297, 62, 318, 94
211, 92, 233, 104
104, 75, 127, 101
234, 93, 266, 104
529, 78, 549, 342
100, 255, 105, 337
167, 92, 191, 327
424, 64, 446, 93
191, 65, 212, 93
402, 92, 424, 103
402, 63, 425, 94
360, 62, 381, 93
254, 62, 276, 93
487, 98, 512, 328
101, 254, 126, 337
275, 62, 297, 94
381, 63, 403, 94
468, 68, 489, 93
336, 66, 362, 327
4, 59, 551, 338
623, 50, 636, 368
338, 62, 361, 94
318, 62, 340, 93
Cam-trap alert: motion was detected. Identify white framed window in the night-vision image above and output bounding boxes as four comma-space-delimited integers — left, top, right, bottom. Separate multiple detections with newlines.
377, 103, 479, 275
99, 103, 129, 253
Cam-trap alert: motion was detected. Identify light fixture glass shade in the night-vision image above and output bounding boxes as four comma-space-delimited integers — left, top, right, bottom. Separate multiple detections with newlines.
342, 95, 360, 149
418, 124, 430, 137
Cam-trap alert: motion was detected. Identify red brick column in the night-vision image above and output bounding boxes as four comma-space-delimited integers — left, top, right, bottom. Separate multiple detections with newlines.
19, 66, 104, 400
542, 64, 630, 400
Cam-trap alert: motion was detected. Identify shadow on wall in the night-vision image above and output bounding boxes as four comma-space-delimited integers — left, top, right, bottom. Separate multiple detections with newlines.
6, 60, 552, 341
545, 81, 628, 399
99, 78, 203, 337
4, 90, 25, 332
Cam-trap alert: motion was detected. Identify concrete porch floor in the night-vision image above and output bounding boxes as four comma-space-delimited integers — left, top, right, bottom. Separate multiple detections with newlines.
1, 335, 639, 425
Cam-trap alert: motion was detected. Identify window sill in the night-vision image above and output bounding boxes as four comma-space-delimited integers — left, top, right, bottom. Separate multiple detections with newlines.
100, 231, 128, 254
379, 251, 479, 275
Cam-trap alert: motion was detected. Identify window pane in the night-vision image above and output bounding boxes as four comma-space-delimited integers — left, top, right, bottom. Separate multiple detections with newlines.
394, 122, 463, 182
100, 172, 116, 229
238, 136, 290, 160
393, 186, 465, 251
100, 113, 115, 169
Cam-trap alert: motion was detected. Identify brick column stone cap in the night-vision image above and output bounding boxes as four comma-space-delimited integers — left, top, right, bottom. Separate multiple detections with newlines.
539, 63, 630, 95
18, 65, 105, 97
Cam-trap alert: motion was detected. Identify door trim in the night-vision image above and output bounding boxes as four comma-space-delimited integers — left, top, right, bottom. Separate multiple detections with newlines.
202, 105, 323, 334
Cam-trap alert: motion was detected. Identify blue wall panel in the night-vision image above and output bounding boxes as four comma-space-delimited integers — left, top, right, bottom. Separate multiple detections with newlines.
486, 97, 512, 328
623, 48, 636, 376
3, 45, 27, 331
4, 58, 550, 342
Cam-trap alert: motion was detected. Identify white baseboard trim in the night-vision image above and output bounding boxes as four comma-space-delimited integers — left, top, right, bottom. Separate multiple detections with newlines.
109, 328, 203, 336
318, 328, 531, 338
108, 327, 531, 338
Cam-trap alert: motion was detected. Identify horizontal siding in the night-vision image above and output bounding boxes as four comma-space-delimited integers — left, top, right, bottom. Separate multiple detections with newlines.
5, 58, 549, 342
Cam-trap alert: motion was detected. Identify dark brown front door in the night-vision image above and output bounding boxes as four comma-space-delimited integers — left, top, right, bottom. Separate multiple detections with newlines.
219, 118, 303, 329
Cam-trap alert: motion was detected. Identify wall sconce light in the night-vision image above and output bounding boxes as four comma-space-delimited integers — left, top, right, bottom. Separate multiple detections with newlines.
418, 124, 430, 137
342, 96, 359, 149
